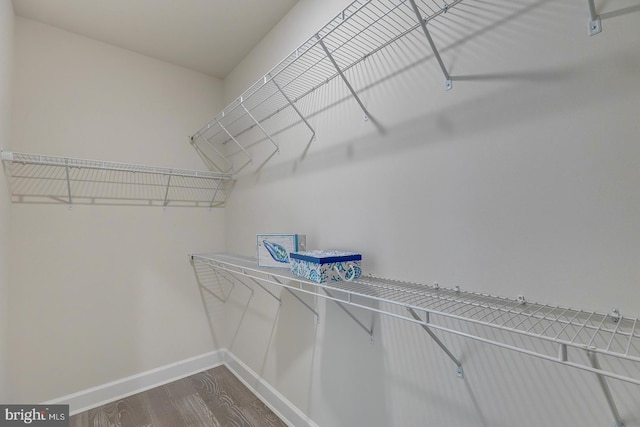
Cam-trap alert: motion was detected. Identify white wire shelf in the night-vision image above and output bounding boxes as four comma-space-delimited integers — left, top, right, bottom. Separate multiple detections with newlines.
190, 0, 465, 173
191, 253, 640, 387
1, 150, 235, 208
190, 0, 610, 174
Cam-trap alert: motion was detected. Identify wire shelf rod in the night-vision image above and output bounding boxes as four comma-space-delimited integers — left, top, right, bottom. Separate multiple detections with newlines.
326, 2, 407, 58
536, 307, 572, 336
523, 305, 559, 333
491, 304, 534, 329
484, 300, 531, 326
587, 313, 612, 348
569, 312, 598, 343
552, 309, 585, 340
455, 300, 489, 318
473, 297, 525, 323
426, 295, 463, 312
509, 302, 552, 330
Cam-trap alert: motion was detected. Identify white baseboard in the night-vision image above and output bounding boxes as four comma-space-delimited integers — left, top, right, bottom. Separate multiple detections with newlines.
224, 351, 319, 427
45, 349, 226, 415
44, 349, 318, 427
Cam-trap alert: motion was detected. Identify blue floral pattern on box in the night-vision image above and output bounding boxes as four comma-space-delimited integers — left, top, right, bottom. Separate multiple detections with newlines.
289, 250, 362, 283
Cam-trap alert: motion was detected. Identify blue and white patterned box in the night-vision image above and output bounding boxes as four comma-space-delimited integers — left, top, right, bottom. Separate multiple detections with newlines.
289, 250, 362, 283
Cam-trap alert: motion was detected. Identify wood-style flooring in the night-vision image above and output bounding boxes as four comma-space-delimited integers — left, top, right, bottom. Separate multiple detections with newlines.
69, 365, 288, 427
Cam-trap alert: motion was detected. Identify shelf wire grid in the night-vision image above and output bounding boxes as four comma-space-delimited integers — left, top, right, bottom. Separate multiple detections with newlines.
190, 0, 467, 173
1, 151, 234, 207
191, 253, 640, 385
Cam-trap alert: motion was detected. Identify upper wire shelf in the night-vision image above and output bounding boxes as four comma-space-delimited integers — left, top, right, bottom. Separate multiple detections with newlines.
189, 0, 465, 174
1, 150, 235, 208
191, 253, 640, 387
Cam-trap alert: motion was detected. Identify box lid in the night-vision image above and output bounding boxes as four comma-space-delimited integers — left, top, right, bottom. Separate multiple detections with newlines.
290, 250, 361, 264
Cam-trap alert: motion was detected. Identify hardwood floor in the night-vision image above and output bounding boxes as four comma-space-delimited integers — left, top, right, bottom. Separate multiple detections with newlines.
69, 365, 288, 427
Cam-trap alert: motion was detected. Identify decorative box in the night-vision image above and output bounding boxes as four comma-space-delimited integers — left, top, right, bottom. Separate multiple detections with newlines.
257, 234, 306, 268
289, 250, 362, 283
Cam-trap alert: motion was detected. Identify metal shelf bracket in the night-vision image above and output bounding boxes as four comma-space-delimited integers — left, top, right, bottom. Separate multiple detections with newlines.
317, 36, 384, 132
270, 75, 317, 159
588, 351, 625, 427
163, 174, 172, 207
64, 159, 72, 209
246, 275, 282, 304
217, 119, 254, 172
408, 307, 463, 378
324, 288, 375, 343
408, 0, 453, 91
271, 276, 320, 319
240, 98, 280, 155
587, 0, 602, 36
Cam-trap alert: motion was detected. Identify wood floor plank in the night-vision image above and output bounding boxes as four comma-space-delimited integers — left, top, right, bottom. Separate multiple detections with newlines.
69, 365, 287, 427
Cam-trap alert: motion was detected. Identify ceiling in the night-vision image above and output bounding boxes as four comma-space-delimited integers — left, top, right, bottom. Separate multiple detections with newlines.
12, 0, 299, 79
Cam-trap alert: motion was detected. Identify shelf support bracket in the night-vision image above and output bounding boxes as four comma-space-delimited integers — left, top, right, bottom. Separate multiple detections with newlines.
408, 0, 453, 91
64, 159, 73, 209
270, 75, 316, 159
163, 174, 172, 207
271, 276, 319, 319
317, 36, 383, 133
191, 131, 234, 173
587, 0, 602, 36
209, 178, 224, 209
217, 120, 253, 174
587, 351, 625, 427
198, 279, 232, 303
240, 100, 279, 153
239, 100, 280, 172
221, 269, 255, 297
324, 288, 374, 342
408, 307, 463, 378
200, 263, 238, 304
246, 276, 281, 304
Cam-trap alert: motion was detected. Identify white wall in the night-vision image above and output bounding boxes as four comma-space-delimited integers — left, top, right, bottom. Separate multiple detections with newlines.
8, 18, 227, 403
0, 0, 14, 403
222, 0, 640, 426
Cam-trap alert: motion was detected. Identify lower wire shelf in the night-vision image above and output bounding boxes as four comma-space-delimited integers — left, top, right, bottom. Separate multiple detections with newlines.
191, 253, 640, 386
191, 252, 638, 426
